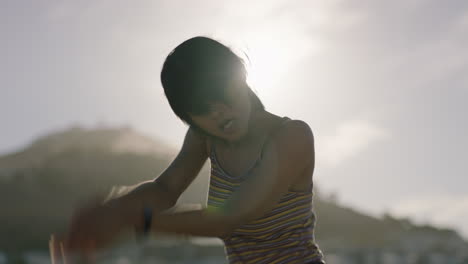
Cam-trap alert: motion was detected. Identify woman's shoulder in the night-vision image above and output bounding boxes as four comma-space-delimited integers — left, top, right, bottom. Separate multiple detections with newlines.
283, 116, 310, 127
259, 116, 313, 164
273, 117, 315, 192
273, 117, 313, 144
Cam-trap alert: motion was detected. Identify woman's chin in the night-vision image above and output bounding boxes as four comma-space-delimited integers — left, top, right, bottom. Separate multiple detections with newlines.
220, 129, 243, 142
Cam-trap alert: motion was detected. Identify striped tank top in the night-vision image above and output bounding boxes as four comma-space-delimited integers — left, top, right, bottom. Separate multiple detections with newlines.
207, 116, 326, 264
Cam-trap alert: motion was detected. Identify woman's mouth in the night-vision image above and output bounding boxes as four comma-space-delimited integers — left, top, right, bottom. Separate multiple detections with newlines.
220, 119, 235, 133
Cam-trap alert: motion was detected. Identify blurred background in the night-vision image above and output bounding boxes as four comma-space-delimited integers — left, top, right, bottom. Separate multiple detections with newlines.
1, 0, 468, 263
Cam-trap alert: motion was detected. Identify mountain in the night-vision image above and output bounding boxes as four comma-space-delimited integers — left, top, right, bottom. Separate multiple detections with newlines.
0, 125, 466, 259
0, 124, 176, 180
314, 199, 468, 253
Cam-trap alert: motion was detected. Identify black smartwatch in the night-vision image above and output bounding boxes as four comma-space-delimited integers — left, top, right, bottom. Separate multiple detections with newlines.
143, 206, 153, 237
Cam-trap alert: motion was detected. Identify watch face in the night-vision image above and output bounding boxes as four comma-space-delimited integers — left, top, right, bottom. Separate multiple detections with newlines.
143, 206, 153, 234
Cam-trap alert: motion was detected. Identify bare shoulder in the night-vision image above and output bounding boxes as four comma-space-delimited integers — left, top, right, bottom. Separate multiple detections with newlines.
280, 119, 315, 190
278, 118, 314, 146
271, 118, 314, 164
284, 118, 312, 131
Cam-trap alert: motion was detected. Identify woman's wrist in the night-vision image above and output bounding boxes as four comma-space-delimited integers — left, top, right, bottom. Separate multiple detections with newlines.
131, 205, 154, 241
104, 181, 176, 236
104, 194, 142, 232
142, 206, 153, 236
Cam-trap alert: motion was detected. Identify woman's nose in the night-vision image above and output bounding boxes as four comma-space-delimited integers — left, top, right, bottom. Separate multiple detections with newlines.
209, 103, 226, 119
210, 109, 223, 120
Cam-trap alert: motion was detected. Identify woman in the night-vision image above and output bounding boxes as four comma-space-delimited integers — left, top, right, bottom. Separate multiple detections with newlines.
63, 36, 326, 264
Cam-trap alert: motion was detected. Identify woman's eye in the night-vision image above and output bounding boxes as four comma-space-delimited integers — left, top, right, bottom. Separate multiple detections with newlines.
196, 109, 212, 116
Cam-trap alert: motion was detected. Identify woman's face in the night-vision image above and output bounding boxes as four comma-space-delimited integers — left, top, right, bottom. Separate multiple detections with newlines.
189, 82, 252, 143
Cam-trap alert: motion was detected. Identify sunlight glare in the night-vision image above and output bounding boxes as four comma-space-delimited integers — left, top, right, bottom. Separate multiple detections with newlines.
216, 21, 321, 94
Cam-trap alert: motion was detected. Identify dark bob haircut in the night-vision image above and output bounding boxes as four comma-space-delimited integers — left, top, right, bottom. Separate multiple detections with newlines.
160, 36, 265, 137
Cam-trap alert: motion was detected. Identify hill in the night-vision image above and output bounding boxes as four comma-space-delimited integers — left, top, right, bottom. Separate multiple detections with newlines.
0, 125, 466, 260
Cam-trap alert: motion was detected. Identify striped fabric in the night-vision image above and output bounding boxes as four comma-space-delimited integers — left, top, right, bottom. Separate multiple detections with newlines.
207, 117, 326, 264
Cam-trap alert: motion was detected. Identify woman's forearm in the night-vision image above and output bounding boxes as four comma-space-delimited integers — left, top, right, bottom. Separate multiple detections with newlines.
151, 206, 236, 238
105, 180, 178, 232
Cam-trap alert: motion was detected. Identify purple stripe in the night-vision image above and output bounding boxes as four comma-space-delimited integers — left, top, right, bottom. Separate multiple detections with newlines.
277, 193, 311, 205
237, 207, 312, 230
209, 178, 236, 191
232, 216, 309, 237
275, 254, 307, 264
208, 189, 231, 199
226, 229, 314, 252
227, 235, 300, 253
207, 200, 224, 207
253, 198, 313, 223
227, 244, 324, 264
253, 246, 306, 264
285, 252, 325, 264
258, 244, 323, 264
227, 235, 291, 251
237, 208, 312, 231
208, 191, 229, 200
207, 138, 323, 264
211, 169, 243, 184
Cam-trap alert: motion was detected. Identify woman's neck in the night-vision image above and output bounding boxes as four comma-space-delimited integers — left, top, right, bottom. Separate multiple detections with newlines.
223, 110, 272, 149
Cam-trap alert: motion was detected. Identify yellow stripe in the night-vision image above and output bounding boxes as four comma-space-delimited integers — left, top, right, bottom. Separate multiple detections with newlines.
247, 203, 311, 225
209, 184, 232, 194
274, 194, 311, 207
210, 174, 240, 187
236, 211, 310, 233
244, 222, 308, 240
238, 241, 300, 256
288, 251, 323, 264
207, 195, 226, 203
228, 244, 322, 264
230, 241, 302, 257
230, 250, 278, 263
206, 204, 218, 210
228, 229, 311, 249
269, 251, 303, 264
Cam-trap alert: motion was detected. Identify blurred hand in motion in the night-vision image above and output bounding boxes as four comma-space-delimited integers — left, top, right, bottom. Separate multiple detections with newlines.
62, 194, 135, 263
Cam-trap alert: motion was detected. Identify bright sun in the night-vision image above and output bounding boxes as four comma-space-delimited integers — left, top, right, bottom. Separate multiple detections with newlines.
242, 34, 293, 91
215, 21, 320, 95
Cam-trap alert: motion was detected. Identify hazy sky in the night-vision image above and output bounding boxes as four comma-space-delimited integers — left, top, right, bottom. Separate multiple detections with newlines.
2, 0, 467, 238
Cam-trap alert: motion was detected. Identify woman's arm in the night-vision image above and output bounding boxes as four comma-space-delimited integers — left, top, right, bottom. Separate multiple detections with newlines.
64, 179, 177, 253
64, 126, 209, 251
147, 120, 314, 238
147, 204, 233, 238
106, 126, 209, 230
105, 179, 178, 230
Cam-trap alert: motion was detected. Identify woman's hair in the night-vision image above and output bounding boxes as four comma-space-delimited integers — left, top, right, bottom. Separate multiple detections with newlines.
160, 36, 265, 137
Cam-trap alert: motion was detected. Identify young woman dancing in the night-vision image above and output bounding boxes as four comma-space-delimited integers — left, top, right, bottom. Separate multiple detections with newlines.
63, 36, 326, 264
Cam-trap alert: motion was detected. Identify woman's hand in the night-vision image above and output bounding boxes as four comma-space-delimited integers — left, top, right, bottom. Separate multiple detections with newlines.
63, 194, 136, 262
